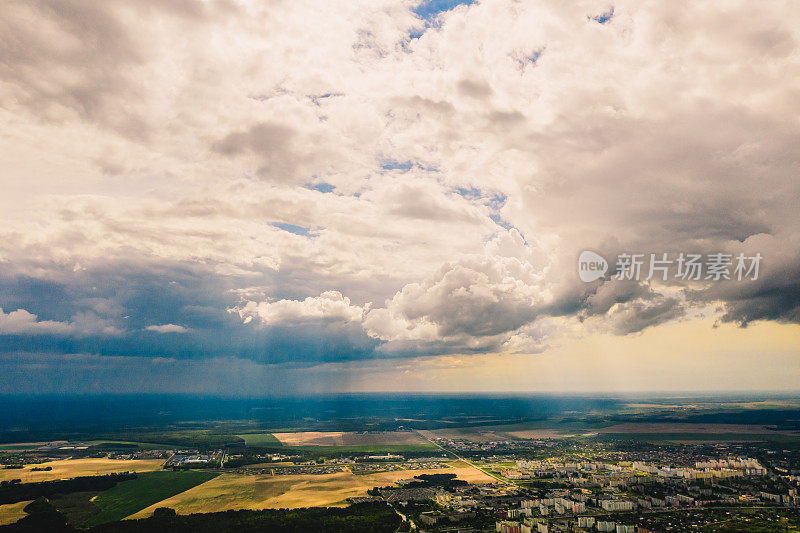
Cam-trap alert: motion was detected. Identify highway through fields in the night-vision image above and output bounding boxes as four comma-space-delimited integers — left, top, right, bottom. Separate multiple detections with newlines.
412, 430, 518, 487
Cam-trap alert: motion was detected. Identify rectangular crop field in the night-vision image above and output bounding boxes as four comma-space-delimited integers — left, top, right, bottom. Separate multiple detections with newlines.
83, 470, 218, 526
236, 433, 282, 447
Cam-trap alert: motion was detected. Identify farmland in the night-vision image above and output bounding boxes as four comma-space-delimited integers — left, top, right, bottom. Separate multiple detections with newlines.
2, 395, 800, 531
128, 462, 492, 518
0, 458, 165, 483
270, 431, 428, 447
0, 501, 31, 526
83, 470, 219, 526
236, 433, 282, 447
263, 430, 438, 453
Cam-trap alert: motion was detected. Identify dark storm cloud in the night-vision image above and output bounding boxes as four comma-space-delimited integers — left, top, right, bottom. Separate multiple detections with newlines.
693, 252, 800, 327
523, 104, 800, 249
0, 262, 380, 364
583, 280, 653, 316
538, 278, 685, 335
606, 297, 685, 335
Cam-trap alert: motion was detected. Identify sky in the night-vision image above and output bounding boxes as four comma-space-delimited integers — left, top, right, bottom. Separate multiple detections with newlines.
0, 0, 799, 395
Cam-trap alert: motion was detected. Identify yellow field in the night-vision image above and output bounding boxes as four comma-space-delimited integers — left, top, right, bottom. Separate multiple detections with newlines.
499, 429, 576, 439
270, 431, 427, 446
270, 431, 345, 446
444, 461, 503, 483
129, 463, 492, 518
422, 427, 572, 442
0, 458, 165, 483
0, 501, 32, 526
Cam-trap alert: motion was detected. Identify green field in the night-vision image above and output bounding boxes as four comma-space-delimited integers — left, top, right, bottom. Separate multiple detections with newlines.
286, 444, 438, 453
0, 440, 177, 451
85, 440, 178, 450
236, 433, 435, 453
83, 470, 219, 526
100, 430, 245, 449
237, 433, 282, 447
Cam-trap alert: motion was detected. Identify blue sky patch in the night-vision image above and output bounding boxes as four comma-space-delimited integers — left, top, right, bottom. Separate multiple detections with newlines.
591, 6, 615, 24
413, 0, 476, 21
454, 186, 483, 200
525, 48, 544, 66
453, 187, 507, 211
381, 159, 414, 171
408, 0, 477, 41
489, 213, 514, 231
272, 222, 312, 236
305, 182, 335, 193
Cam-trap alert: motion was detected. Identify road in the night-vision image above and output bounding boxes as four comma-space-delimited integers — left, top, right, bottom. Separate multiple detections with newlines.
413, 430, 519, 487
389, 504, 416, 531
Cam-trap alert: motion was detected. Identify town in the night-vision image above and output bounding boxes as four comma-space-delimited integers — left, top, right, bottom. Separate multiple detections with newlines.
4, 431, 799, 532
373, 437, 800, 532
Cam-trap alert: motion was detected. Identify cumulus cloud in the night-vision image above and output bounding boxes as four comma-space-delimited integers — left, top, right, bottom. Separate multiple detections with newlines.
0, 308, 74, 336
604, 297, 686, 336
0, 308, 120, 337
690, 235, 800, 326
233, 291, 368, 326
363, 252, 544, 353
145, 324, 190, 334
0, 0, 798, 381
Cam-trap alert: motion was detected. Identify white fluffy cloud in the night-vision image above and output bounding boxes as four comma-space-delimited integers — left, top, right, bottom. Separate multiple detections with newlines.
0, 308, 73, 336
234, 291, 368, 326
145, 324, 190, 334
0, 308, 120, 337
0, 0, 798, 367
362, 230, 548, 352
